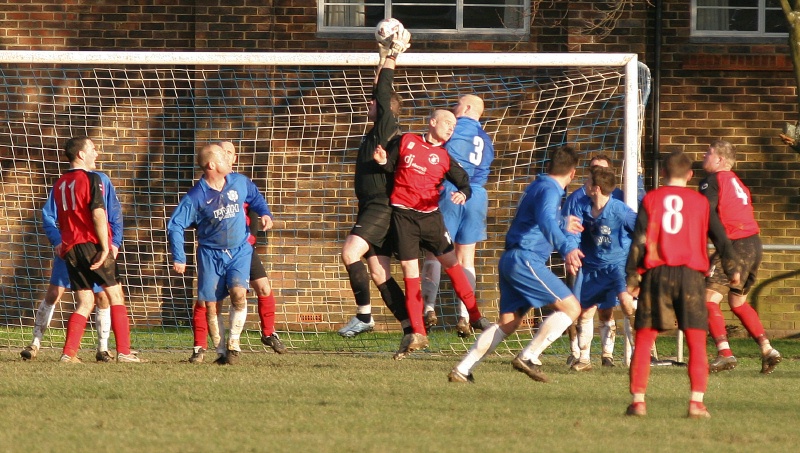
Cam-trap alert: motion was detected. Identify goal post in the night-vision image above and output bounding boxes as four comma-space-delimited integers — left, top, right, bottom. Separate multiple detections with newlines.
0, 51, 644, 356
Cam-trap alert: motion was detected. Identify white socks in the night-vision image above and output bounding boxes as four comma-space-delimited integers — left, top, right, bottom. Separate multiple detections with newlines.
421, 258, 441, 314
521, 311, 573, 365
600, 319, 616, 358
578, 316, 593, 361
31, 299, 56, 347
455, 323, 505, 375
96, 307, 111, 352
227, 302, 248, 351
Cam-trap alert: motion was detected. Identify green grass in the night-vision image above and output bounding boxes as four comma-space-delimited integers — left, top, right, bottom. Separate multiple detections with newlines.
0, 338, 798, 453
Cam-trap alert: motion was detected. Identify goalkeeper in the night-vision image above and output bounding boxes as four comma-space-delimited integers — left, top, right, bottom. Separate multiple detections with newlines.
337, 26, 412, 338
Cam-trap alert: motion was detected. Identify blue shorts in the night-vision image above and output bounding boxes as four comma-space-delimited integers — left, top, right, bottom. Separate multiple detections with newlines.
440, 185, 488, 245
51, 255, 104, 294
572, 266, 627, 310
498, 248, 574, 315
197, 242, 252, 302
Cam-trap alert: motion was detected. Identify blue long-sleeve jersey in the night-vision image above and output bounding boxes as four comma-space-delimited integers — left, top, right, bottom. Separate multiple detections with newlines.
167, 172, 271, 264
42, 171, 123, 249
444, 116, 494, 188
505, 174, 579, 261
564, 196, 636, 270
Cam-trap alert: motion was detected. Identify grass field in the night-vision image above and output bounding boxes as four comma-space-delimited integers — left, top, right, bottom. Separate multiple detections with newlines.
0, 337, 798, 453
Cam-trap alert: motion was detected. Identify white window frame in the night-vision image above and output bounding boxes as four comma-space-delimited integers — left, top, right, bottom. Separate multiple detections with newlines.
691, 0, 788, 38
317, 0, 530, 36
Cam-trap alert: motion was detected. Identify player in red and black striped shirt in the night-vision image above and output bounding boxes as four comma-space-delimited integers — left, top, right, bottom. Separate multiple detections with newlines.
53, 136, 143, 363
375, 109, 490, 359
700, 140, 782, 374
625, 151, 739, 419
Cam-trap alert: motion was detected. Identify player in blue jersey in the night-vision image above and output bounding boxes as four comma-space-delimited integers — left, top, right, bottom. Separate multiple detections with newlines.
449, 146, 584, 383
186, 141, 285, 364
21, 154, 123, 362
564, 166, 637, 371
168, 143, 272, 365
562, 154, 644, 367
421, 94, 495, 337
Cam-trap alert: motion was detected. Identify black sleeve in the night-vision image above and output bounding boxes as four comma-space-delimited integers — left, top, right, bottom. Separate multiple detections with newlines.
373, 67, 400, 148
444, 157, 472, 200
87, 171, 106, 211
625, 202, 648, 289
700, 175, 738, 276
378, 134, 402, 173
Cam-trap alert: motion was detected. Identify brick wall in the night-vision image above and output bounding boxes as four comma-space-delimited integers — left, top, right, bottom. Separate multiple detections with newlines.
1, 0, 798, 336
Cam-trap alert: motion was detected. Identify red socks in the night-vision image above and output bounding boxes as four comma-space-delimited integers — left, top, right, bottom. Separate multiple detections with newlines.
629, 327, 657, 395
706, 302, 733, 356
731, 303, 766, 341
63, 313, 88, 357
404, 277, 425, 334
685, 328, 708, 393
445, 264, 481, 322
706, 302, 727, 340
258, 293, 276, 337
110, 305, 132, 355
193, 303, 208, 349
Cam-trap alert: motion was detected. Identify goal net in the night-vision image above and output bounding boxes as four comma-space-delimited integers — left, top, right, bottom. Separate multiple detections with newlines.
0, 51, 644, 356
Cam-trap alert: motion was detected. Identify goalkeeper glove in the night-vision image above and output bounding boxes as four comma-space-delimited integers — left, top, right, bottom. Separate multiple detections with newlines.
378, 40, 391, 67
388, 29, 411, 58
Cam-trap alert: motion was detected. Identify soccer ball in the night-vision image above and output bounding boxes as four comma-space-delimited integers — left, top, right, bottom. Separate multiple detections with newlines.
375, 18, 405, 46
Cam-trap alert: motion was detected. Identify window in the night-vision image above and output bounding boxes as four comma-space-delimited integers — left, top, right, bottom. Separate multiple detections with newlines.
692, 0, 788, 37
318, 0, 529, 36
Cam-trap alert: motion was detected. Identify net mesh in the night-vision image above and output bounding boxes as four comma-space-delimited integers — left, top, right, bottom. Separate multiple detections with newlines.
0, 61, 642, 355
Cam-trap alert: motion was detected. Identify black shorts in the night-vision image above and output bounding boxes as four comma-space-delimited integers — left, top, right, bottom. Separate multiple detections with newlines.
635, 265, 707, 331
63, 242, 118, 291
707, 234, 762, 297
392, 208, 454, 261
349, 198, 392, 250
250, 246, 268, 281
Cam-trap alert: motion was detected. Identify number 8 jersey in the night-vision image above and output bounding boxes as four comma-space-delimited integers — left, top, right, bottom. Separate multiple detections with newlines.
52, 168, 108, 257
628, 185, 711, 276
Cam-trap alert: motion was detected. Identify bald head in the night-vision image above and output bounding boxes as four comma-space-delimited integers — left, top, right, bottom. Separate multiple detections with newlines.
197, 143, 225, 169
453, 94, 484, 120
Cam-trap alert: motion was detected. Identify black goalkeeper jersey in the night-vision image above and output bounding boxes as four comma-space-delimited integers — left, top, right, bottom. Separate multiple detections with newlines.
353, 67, 401, 202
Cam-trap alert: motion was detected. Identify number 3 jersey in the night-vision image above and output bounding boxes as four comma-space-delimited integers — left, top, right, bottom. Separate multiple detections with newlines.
626, 185, 711, 278
699, 170, 759, 240
51, 169, 109, 256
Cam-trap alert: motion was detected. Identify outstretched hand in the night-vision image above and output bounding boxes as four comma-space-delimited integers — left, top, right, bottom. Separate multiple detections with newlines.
388, 29, 411, 58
